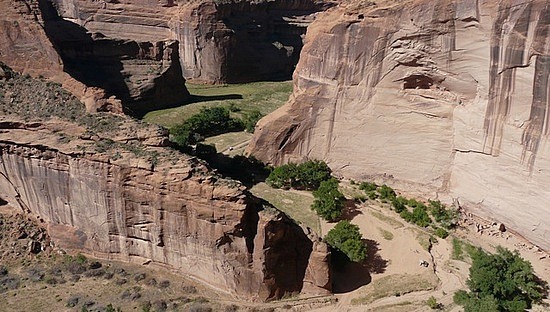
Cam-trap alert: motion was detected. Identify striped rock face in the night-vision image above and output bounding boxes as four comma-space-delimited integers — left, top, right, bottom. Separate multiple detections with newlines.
248, 0, 550, 251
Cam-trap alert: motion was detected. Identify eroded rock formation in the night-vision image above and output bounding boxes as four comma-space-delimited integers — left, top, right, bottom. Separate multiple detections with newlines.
49, 0, 331, 83
0, 70, 331, 300
0, 0, 189, 114
248, 0, 550, 251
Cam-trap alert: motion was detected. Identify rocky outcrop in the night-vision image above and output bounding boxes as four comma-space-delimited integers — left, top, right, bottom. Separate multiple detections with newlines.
0, 0, 189, 114
248, 0, 550, 251
0, 68, 330, 300
0, 117, 331, 300
49, 0, 331, 83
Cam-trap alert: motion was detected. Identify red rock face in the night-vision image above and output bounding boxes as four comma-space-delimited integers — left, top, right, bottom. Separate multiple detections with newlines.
0, 116, 331, 300
248, 0, 550, 251
0, 0, 189, 114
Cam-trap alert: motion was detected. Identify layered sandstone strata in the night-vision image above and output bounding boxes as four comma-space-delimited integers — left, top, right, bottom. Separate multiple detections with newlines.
0, 116, 330, 300
248, 0, 550, 251
0, 0, 189, 113
49, 0, 331, 83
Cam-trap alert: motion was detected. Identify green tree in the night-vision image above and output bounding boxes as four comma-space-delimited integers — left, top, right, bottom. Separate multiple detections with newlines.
311, 178, 345, 221
324, 220, 367, 262
242, 109, 263, 133
266, 160, 332, 190
170, 106, 244, 147
295, 160, 332, 190
453, 247, 545, 312
377, 184, 396, 200
266, 163, 299, 189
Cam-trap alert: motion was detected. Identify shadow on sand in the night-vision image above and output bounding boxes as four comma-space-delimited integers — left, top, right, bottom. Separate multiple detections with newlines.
341, 199, 363, 220
331, 238, 389, 293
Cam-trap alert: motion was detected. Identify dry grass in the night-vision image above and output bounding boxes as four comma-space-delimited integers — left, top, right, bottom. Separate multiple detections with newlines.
250, 182, 320, 234
369, 210, 404, 229
203, 131, 252, 156
350, 273, 439, 305
378, 227, 394, 240
143, 81, 292, 128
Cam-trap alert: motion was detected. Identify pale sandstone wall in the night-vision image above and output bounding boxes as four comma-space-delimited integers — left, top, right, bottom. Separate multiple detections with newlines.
50, 0, 329, 83
248, 0, 550, 251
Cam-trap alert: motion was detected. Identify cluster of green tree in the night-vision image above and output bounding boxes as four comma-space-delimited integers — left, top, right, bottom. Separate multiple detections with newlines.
312, 178, 346, 221
454, 247, 546, 312
170, 107, 264, 148
324, 220, 367, 262
266, 160, 332, 190
357, 182, 457, 238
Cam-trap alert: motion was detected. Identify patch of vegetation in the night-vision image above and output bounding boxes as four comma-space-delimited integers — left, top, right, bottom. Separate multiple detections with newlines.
250, 183, 320, 233
325, 220, 367, 262
453, 246, 547, 312
356, 180, 458, 236
426, 296, 442, 310
171, 106, 244, 147
266, 160, 332, 191
0, 67, 124, 134
241, 109, 263, 133
369, 211, 404, 229
312, 178, 345, 221
143, 81, 292, 129
351, 273, 438, 305
378, 228, 394, 240
452, 237, 464, 260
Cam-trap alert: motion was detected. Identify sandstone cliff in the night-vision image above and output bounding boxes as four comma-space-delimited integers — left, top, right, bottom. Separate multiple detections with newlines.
248, 0, 550, 251
0, 0, 189, 114
49, 0, 331, 83
0, 69, 331, 300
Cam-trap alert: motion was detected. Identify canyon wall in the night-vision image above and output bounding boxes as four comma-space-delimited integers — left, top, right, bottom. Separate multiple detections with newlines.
50, 0, 330, 83
248, 0, 550, 251
0, 117, 330, 300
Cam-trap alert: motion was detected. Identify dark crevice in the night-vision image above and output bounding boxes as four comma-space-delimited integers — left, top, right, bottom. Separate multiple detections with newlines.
278, 124, 298, 150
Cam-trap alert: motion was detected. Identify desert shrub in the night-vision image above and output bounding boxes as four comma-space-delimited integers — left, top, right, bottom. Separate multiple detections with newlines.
366, 190, 378, 200
0, 266, 7, 276
266, 160, 332, 190
152, 300, 168, 312
105, 304, 122, 312
324, 220, 367, 262
311, 178, 345, 221
182, 285, 198, 293
266, 163, 299, 189
411, 205, 432, 227
391, 196, 407, 213
426, 296, 441, 309
428, 200, 458, 229
377, 184, 396, 200
66, 296, 80, 307
224, 304, 239, 312
83, 268, 105, 278
188, 303, 213, 312
434, 227, 449, 239
27, 267, 45, 282
358, 181, 378, 192
158, 280, 170, 288
134, 273, 146, 282
453, 247, 546, 312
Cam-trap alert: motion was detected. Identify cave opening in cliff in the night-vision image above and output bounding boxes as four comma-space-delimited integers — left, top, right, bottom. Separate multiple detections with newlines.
403, 74, 434, 89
